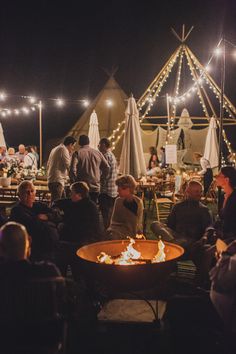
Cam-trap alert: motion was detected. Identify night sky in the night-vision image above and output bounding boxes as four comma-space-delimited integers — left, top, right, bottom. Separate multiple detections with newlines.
0, 0, 236, 151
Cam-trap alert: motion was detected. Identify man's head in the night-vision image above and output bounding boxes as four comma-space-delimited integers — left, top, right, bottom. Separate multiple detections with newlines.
17, 181, 36, 207
70, 181, 89, 202
98, 137, 110, 153
18, 144, 26, 154
63, 136, 77, 154
0, 222, 30, 261
79, 135, 90, 147
216, 166, 236, 189
185, 180, 203, 201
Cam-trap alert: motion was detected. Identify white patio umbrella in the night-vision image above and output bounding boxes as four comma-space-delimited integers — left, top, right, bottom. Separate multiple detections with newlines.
0, 123, 6, 147
88, 110, 100, 149
204, 117, 219, 168
119, 96, 146, 179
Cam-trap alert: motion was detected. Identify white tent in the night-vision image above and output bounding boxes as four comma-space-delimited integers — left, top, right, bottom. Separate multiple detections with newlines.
0, 123, 6, 147
204, 117, 219, 169
88, 110, 100, 149
119, 96, 146, 179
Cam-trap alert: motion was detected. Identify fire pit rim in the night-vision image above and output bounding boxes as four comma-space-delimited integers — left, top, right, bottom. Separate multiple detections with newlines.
76, 239, 184, 267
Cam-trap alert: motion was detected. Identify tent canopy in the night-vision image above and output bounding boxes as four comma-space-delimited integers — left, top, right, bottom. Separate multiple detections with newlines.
67, 76, 128, 157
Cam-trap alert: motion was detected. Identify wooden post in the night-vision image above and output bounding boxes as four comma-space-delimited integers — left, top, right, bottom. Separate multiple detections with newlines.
38, 100, 43, 168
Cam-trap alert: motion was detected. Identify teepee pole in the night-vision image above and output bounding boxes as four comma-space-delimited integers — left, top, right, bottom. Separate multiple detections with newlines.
138, 46, 181, 105
187, 46, 236, 116
184, 47, 210, 118
185, 46, 217, 118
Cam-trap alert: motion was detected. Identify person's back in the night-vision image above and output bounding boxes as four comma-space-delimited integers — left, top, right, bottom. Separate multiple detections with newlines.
167, 199, 211, 242
70, 135, 109, 195
54, 196, 100, 244
47, 144, 70, 184
0, 221, 60, 278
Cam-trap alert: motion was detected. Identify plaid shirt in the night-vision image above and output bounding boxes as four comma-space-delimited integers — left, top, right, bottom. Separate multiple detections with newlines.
100, 150, 118, 198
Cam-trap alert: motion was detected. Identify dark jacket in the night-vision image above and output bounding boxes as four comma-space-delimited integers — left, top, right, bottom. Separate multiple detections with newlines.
0, 259, 60, 280
218, 189, 236, 241
167, 199, 212, 243
10, 202, 59, 261
53, 197, 101, 244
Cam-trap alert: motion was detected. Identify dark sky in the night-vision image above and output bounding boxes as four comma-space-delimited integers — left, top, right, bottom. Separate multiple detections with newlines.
0, 0, 236, 149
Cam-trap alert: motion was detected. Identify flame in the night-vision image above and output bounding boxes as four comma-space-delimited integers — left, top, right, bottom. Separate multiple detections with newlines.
152, 240, 166, 263
97, 238, 166, 265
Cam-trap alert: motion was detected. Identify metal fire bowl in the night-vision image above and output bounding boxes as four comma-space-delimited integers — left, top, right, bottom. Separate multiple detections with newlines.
76, 240, 184, 292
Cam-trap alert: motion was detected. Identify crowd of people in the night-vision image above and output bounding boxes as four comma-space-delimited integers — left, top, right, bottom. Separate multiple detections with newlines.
0, 144, 39, 171
0, 135, 236, 351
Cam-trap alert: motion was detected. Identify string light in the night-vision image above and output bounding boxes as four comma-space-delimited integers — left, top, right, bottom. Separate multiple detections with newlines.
56, 98, 64, 107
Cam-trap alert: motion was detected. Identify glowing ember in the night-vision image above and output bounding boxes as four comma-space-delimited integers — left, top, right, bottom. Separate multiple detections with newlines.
97, 238, 166, 265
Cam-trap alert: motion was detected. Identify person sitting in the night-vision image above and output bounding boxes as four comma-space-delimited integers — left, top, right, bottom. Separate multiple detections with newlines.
147, 146, 160, 176
53, 181, 101, 277
15, 144, 26, 163
108, 175, 143, 239
53, 181, 101, 245
0, 221, 60, 278
23, 146, 38, 171
10, 181, 59, 261
151, 180, 212, 255
2, 147, 18, 164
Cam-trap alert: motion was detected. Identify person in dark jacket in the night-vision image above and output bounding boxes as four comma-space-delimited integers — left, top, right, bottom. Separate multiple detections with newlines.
0, 221, 60, 279
53, 181, 101, 277
215, 166, 236, 241
53, 181, 101, 244
10, 181, 59, 261
151, 180, 212, 256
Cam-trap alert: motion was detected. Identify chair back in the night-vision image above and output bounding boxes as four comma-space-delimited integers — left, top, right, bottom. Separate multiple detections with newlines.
0, 276, 65, 324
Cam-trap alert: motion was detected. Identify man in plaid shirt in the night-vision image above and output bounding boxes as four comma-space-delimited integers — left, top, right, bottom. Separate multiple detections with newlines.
98, 138, 118, 229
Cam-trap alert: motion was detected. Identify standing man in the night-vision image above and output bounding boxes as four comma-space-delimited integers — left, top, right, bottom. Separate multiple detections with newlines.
47, 136, 76, 202
70, 135, 109, 203
98, 137, 118, 229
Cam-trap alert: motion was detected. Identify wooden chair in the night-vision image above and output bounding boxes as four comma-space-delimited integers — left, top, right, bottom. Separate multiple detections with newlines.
0, 276, 67, 353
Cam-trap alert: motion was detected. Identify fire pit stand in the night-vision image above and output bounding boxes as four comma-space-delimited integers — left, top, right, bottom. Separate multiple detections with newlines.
76, 239, 184, 326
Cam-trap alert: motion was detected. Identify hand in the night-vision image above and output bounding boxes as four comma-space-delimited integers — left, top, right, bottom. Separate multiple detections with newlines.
37, 213, 48, 221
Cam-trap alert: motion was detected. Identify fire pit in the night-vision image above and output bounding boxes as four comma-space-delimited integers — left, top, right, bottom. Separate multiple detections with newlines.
77, 239, 184, 292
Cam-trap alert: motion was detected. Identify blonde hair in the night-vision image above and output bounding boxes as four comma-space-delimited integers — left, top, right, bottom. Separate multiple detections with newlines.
115, 175, 137, 193
8, 147, 15, 155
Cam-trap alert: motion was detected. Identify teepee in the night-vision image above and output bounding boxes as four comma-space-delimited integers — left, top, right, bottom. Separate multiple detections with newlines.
67, 75, 128, 156
109, 26, 236, 164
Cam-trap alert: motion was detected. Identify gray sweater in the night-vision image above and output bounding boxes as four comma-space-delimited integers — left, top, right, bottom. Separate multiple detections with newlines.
108, 195, 143, 239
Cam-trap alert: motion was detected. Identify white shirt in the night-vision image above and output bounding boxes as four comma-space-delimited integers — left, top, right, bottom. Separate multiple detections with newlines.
23, 153, 37, 170
47, 144, 71, 185
198, 157, 211, 175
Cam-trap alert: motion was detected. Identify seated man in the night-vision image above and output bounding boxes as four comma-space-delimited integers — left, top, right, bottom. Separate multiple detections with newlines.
0, 221, 60, 279
151, 180, 212, 255
53, 181, 101, 245
53, 182, 101, 277
10, 181, 59, 261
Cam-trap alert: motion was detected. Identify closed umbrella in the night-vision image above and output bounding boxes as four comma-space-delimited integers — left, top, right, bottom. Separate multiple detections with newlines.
88, 110, 100, 149
119, 96, 146, 178
204, 117, 219, 168
0, 123, 6, 147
